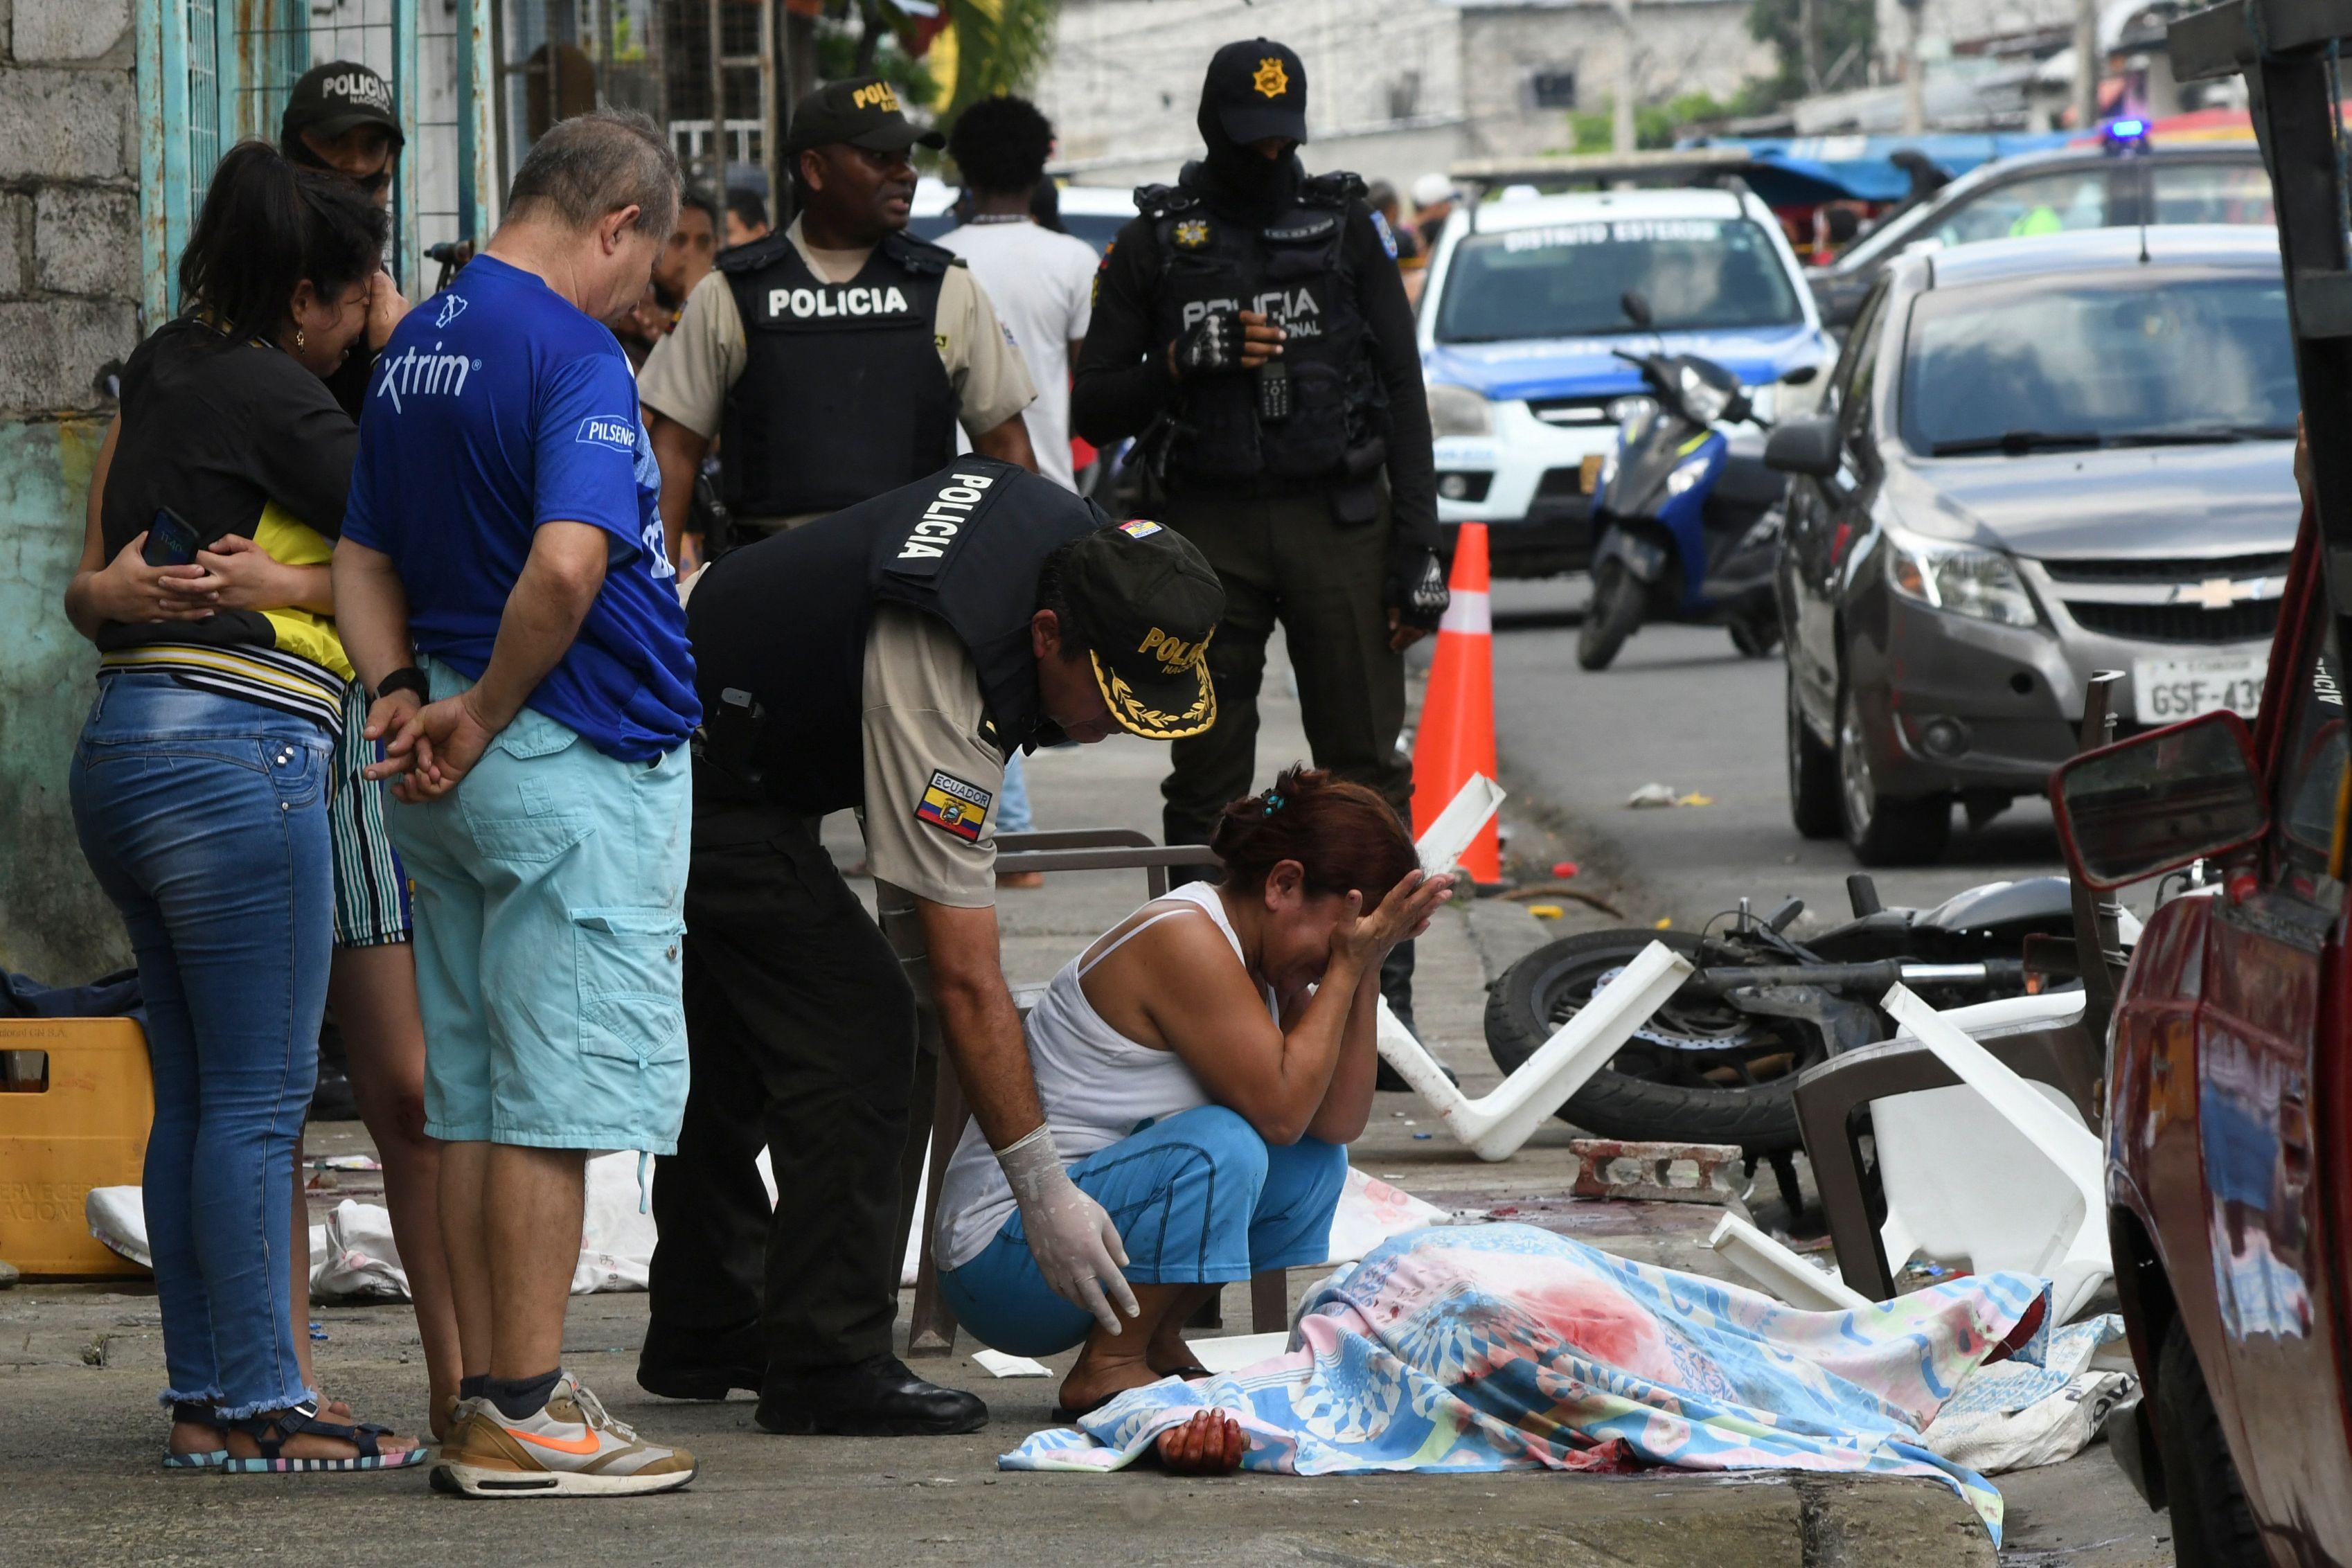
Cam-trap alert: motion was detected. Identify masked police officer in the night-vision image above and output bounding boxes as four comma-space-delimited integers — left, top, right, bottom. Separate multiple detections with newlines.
1072, 39, 1446, 1031
641, 78, 1038, 558
639, 458, 1222, 1435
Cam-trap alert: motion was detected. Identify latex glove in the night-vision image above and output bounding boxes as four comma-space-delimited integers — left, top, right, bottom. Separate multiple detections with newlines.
998, 1125, 1139, 1335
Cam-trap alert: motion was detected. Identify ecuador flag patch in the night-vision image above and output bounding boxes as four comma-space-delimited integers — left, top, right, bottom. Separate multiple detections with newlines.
915, 769, 992, 843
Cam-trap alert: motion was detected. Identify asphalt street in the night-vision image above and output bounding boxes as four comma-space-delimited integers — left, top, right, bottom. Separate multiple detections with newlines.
1482, 576, 2070, 931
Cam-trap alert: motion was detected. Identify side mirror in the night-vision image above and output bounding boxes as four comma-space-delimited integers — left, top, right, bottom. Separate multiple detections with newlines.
1764, 417, 1842, 479
1781, 364, 1820, 386
2050, 710, 2268, 892
1621, 289, 1653, 329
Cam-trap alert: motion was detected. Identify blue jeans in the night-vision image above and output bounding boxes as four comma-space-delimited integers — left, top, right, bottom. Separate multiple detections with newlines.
71, 674, 333, 1416
998, 750, 1033, 835
940, 1105, 1348, 1357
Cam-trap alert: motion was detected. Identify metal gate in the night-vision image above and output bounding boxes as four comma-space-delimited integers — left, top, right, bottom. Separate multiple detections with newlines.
135, 0, 497, 322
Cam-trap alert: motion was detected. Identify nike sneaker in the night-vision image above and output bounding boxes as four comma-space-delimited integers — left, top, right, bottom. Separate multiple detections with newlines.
432, 1374, 697, 1498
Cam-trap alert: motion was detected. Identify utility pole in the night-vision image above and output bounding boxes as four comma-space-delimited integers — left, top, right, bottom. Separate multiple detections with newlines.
1899, 0, 1926, 134
1613, 0, 1638, 153
1800, 0, 1823, 94
2072, 0, 2101, 130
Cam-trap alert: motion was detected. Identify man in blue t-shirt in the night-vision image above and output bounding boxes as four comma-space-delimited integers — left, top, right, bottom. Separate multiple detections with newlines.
334, 108, 703, 1500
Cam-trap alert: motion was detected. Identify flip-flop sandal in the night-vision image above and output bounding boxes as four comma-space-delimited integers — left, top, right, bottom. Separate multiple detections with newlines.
222, 1400, 428, 1473
163, 1402, 229, 1470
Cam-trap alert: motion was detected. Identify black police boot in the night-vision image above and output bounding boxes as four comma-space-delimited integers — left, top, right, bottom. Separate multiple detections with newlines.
637, 1321, 765, 1402
1373, 941, 1459, 1091
755, 1353, 988, 1436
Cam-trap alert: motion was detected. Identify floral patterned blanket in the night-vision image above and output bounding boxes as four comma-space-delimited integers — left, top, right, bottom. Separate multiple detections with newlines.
1000, 1224, 2050, 1543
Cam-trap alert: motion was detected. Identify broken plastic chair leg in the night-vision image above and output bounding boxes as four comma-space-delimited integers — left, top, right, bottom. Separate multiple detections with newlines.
1374, 769, 1694, 1161
1879, 984, 2113, 1321
1374, 943, 1692, 1161
1709, 1211, 1874, 1312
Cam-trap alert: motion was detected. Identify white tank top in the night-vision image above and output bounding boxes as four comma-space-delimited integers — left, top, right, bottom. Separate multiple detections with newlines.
933, 881, 1279, 1269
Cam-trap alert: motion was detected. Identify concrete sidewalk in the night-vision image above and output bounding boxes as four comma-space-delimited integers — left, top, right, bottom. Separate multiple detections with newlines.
0, 645, 2077, 1566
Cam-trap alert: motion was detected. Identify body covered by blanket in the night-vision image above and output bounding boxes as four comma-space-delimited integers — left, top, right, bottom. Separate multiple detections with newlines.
1004, 1224, 2048, 1542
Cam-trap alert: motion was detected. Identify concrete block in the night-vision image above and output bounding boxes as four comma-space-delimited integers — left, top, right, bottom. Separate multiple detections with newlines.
0, 69, 130, 181
0, 194, 27, 295
0, 298, 135, 415
33, 187, 135, 296
11, 0, 128, 60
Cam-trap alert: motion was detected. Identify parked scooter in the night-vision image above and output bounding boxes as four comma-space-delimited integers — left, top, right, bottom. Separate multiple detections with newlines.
1484, 872, 2130, 1152
1579, 291, 1796, 671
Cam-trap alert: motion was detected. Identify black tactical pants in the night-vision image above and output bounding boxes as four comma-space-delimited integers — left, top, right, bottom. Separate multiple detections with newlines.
1159, 485, 1412, 844
1159, 486, 1420, 1022
643, 792, 918, 1381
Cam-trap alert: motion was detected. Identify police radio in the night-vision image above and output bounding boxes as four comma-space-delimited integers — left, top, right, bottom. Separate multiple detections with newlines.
1256, 359, 1292, 424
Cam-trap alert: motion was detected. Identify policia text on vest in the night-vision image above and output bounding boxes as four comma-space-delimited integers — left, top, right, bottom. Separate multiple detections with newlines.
641, 463, 1223, 1436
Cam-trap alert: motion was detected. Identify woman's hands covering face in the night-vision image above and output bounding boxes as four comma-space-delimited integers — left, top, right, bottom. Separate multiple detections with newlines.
1328, 869, 1456, 972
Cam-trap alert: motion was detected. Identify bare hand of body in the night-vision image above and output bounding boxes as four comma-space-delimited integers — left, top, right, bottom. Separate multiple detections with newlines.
1329, 869, 1455, 972
1156, 1410, 1245, 1475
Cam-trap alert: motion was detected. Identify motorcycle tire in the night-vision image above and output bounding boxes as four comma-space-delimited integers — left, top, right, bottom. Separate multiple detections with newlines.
1728, 617, 1780, 658
1484, 929, 1821, 1153
1578, 560, 1644, 671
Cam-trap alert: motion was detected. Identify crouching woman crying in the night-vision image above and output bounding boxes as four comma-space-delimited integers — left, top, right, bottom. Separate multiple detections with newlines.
934, 765, 1449, 1465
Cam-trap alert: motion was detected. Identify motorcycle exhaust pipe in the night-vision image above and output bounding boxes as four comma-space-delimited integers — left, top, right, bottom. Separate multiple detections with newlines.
1686, 959, 2024, 996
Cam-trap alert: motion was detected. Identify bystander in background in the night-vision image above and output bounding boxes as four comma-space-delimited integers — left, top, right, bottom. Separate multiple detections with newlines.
655, 188, 721, 322
724, 186, 770, 248
938, 93, 1099, 884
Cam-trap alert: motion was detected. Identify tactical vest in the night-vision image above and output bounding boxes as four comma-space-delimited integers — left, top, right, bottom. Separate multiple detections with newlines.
686, 458, 1109, 814
1139, 167, 1389, 490
717, 229, 959, 518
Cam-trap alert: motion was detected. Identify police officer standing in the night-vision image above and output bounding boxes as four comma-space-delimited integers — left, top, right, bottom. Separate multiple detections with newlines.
641, 79, 1038, 558
639, 458, 1224, 1435
1073, 38, 1447, 1027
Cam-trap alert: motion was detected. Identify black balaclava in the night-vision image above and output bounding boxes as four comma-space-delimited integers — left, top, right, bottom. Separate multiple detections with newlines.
1192, 39, 1308, 224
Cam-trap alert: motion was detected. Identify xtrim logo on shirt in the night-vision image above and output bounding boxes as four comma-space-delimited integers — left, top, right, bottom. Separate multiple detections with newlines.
896, 470, 996, 560
764, 284, 914, 321
374, 339, 480, 412
576, 416, 638, 451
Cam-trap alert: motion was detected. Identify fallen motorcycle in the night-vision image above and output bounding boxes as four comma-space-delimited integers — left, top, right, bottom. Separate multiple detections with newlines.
1484, 873, 2109, 1153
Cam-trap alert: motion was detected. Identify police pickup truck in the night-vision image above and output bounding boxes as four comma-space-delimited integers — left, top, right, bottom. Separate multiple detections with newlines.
1419, 186, 1835, 578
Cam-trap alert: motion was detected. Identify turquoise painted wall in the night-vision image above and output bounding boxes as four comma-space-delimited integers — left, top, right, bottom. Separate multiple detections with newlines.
0, 418, 127, 981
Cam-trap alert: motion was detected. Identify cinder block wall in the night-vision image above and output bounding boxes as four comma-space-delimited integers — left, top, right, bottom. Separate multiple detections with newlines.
0, 0, 141, 979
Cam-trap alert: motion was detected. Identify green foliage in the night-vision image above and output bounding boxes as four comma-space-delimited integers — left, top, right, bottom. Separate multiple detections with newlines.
1745, 0, 1875, 105
937, 0, 1064, 120
815, 6, 938, 102
1567, 92, 1740, 152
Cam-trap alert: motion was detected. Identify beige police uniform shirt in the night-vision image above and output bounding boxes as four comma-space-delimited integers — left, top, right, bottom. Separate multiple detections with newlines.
859, 603, 1004, 909
639, 217, 1037, 531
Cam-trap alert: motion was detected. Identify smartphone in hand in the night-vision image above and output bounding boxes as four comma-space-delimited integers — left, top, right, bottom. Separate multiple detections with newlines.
143, 508, 201, 568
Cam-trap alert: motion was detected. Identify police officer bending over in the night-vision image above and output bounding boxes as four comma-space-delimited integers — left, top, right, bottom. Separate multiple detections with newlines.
641, 78, 1037, 557
1072, 38, 1446, 1029
640, 458, 1223, 1434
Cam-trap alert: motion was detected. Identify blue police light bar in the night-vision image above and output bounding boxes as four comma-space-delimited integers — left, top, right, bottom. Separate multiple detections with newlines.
2110, 118, 2148, 138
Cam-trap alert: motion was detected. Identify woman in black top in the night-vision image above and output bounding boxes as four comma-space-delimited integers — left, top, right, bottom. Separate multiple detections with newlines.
64, 142, 422, 1473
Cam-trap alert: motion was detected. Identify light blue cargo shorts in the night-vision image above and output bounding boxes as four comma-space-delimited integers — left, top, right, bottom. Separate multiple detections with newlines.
386, 656, 693, 1152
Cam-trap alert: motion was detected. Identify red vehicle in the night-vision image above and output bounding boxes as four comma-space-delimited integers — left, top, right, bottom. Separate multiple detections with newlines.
2049, 6, 2352, 1563
2055, 519, 2349, 1567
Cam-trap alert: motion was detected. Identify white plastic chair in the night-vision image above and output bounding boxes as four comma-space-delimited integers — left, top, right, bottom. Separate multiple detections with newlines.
1876, 985, 2112, 1322
1373, 774, 1694, 1161
1708, 1211, 1873, 1312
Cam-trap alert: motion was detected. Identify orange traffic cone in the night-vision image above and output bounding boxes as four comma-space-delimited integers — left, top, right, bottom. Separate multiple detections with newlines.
1411, 524, 1501, 886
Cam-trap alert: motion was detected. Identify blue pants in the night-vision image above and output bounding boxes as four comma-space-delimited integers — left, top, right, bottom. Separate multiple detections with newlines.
71, 674, 333, 1416
940, 1105, 1348, 1357
997, 750, 1033, 835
